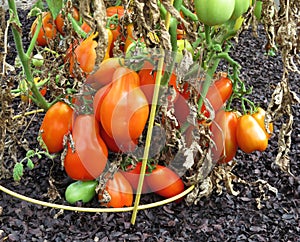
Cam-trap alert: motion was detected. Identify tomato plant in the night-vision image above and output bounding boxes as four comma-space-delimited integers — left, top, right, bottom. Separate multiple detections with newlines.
40, 102, 73, 153
194, 0, 236, 26
99, 66, 149, 147
98, 172, 133, 208
211, 110, 239, 163
236, 114, 268, 153
120, 162, 151, 193
65, 180, 98, 204
145, 165, 184, 199
30, 12, 57, 46
64, 114, 108, 181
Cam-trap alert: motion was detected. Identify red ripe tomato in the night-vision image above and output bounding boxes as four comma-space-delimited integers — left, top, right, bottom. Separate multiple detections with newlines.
86, 57, 124, 89
211, 110, 238, 163
236, 114, 268, 153
98, 171, 133, 208
64, 114, 108, 181
93, 84, 112, 122
67, 32, 98, 75
99, 125, 137, 153
40, 102, 73, 153
201, 76, 233, 118
100, 66, 149, 147
145, 165, 185, 199
251, 107, 273, 139
120, 162, 151, 193
55, 7, 80, 35
30, 12, 57, 46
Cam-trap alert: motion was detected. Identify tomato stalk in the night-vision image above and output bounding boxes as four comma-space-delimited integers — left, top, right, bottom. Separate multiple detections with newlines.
8, 0, 51, 110
68, 13, 87, 39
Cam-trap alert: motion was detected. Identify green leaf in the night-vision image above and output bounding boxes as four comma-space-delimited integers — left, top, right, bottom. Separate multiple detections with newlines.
26, 149, 36, 158
46, 0, 63, 20
13, 163, 24, 181
27, 159, 35, 170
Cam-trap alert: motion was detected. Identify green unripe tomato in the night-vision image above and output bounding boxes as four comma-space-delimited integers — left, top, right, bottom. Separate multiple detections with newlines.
194, 0, 235, 26
65, 180, 98, 204
230, 0, 250, 20
32, 53, 44, 67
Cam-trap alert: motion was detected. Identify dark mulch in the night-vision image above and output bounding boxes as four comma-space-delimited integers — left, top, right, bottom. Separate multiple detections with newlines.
1, 8, 300, 242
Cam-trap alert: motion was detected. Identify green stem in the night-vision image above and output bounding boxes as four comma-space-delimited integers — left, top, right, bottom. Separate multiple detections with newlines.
68, 13, 87, 39
197, 58, 220, 112
8, 0, 50, 110
204, 25, 212, 47
180, 5, 198, 21
26, 14, 42, 56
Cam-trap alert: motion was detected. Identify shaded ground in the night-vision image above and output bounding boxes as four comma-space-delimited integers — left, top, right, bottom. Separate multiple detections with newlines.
0, 8, 300, 242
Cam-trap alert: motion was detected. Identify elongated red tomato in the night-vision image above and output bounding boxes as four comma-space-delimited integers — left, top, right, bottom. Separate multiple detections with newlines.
100, 66, 149, 147
40, 102, 73, 153
211, 110, 238, 163
236, 114, 268, 153
120, 162, 151, 193
68, 33, 98, 75
145, 165, 184, 199
64, 115, 108, 181
201, 76, 233, 118
98, 172, 133, 208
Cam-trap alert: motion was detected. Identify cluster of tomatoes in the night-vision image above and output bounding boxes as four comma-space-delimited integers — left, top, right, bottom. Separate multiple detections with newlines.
39, 56, 187, 207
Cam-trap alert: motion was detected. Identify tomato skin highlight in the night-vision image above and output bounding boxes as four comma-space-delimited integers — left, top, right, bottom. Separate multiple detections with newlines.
98, 172, 133, 208
30, 12, 57, 46
211, 110, 238, 163
40, 102, 73, 153
145, 165, 185, 199
194, 0, 236, 26
236, 114, 268, 154
100, 66, 149, 146
64, 114, 108, 181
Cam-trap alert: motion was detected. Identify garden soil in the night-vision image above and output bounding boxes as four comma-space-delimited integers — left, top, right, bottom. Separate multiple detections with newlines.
0, 8, 300, 242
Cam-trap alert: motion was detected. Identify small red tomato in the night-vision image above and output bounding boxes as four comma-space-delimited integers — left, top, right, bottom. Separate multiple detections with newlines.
40, 102, 73, 153
145, 165, 185, 199
236, 114, 268, 153
30, 12, 57, 46
98, 171, 133, 208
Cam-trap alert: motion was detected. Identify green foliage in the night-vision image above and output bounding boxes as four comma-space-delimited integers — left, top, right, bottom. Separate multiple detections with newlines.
46, 0, 63, 20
